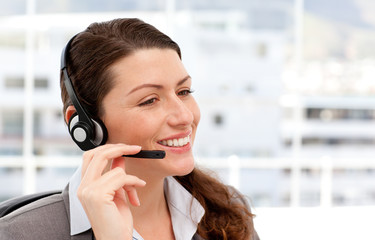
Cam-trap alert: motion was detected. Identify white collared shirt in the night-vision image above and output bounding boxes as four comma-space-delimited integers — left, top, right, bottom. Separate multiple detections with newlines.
68, 167, 205, 240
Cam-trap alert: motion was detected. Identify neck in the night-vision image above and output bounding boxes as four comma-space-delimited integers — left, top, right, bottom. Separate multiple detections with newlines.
130, 176, 170, 225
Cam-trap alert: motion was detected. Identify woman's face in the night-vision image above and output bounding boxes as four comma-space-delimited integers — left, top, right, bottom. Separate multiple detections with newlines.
101, 48, 200, 179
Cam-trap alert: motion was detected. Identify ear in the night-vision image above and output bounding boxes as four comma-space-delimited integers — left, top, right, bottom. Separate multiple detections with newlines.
65, 105, 76, 124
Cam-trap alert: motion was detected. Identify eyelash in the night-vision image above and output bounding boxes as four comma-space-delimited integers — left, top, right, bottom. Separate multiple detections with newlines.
178, 89, 195, 96
138, 89, 194, 107
138, 98, 157, 106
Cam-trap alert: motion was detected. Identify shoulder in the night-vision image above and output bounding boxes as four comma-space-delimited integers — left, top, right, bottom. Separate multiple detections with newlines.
0, 193, 70, 240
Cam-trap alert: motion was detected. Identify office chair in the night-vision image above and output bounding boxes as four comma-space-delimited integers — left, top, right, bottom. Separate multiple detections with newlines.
0, 190, 61, 218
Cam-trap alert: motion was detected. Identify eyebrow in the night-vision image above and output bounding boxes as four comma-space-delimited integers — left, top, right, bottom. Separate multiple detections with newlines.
127, 75, 191, 96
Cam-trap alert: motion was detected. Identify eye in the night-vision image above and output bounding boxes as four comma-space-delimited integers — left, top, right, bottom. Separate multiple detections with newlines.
139, 98, 157, 106
178, 89, 194, 96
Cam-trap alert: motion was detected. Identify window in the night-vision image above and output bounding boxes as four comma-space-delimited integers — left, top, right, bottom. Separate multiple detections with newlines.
4, 77, 49, 89
2, 110, 23, 136
35, 77, 49, 89
256, 42, 267, 58
213, 113, 224, 126
5, 76, 24, 89
306, 108, 375, 121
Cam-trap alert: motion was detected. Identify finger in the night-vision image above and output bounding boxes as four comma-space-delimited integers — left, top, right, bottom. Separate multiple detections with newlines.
78, 168, 145, 205
82, 144, 141, 177
82, 144, 141, 183
102, 169, 145, 207
111, 156, 126, 172
100, 167, 146, 188
81, 144, 114, 177
124, 187, 141, 207
111, 145, 143, 172
113, 186, 140, 208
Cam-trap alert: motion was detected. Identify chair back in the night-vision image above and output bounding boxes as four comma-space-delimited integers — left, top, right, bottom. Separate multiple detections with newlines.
0, 190, 61, 218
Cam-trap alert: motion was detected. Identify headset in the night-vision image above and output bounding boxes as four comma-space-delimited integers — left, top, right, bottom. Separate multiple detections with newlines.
60, 34, 165, 159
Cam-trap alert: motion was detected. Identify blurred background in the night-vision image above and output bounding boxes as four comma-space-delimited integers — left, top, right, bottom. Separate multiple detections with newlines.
1, 0, 375, 239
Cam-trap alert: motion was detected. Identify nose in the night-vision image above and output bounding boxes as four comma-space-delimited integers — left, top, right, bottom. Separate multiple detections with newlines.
166, 96, 194, 127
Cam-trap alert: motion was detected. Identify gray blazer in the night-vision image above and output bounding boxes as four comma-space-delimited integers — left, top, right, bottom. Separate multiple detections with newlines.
0, 185, 259, 240
0, 185, 92, 240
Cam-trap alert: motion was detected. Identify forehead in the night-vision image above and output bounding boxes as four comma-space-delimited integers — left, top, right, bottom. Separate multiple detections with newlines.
109, 48, 186, 88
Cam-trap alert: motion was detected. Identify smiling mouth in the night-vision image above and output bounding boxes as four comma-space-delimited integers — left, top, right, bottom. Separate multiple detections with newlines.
158, 135, 190, 147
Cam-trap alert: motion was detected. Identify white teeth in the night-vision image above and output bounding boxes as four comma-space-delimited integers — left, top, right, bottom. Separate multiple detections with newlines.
159, 136, 190, 147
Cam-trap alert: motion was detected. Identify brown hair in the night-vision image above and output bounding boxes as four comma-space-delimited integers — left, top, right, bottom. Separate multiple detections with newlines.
60, 18, 181, 119
60, 18, 256, 239
176, 169, 256, 239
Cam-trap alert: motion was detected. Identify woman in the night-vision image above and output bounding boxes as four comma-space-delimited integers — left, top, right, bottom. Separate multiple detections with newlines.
0, 18, 259, 240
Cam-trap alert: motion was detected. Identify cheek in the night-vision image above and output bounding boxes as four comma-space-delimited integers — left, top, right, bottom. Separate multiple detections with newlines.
104, 111, 161, 145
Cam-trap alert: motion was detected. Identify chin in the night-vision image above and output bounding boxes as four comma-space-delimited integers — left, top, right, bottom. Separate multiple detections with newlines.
169, 155, 195, 177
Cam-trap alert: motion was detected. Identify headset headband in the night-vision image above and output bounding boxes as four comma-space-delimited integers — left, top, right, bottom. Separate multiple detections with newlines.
60, 34, 94, 130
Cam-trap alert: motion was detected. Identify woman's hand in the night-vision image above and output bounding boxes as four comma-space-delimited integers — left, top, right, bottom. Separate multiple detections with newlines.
77, 144, 146, 240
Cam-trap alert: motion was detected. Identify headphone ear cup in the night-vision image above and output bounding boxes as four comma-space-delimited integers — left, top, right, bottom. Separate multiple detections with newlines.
67, 112, 94, 151
68, 112, 81, 140
91, 118, 108, 146
67, 112, 108, 151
